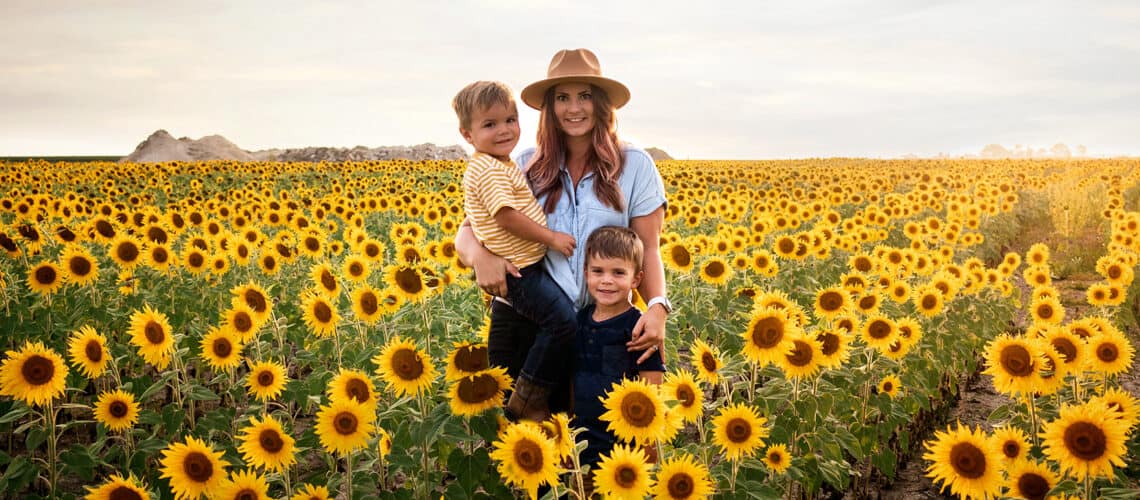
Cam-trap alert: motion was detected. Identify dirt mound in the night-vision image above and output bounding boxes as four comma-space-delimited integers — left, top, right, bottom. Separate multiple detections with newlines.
121, 129, 468, 163
121, 130, 254, 162
645, 147, 672, 161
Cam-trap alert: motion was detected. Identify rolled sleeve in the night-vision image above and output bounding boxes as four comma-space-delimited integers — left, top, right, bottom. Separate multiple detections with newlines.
623, 148, 667, 218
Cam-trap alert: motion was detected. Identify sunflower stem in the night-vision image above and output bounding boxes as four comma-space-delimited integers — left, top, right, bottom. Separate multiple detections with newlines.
729, 457, 739, 494
1027, 393, 1040, 450
45, 400, 58, 496
418, 391, 431, 498
344, 451, 355, 500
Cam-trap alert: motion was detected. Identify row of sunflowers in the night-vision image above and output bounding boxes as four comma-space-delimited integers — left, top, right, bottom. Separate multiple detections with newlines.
0, 157, 1137, 499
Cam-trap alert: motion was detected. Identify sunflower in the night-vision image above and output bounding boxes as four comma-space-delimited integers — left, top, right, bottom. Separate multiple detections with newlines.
697, 257, 733, 286
61, 245, 99, 286
0, 341, 68, 407
853, 290, 882, 316
231, 282, 272, 325
662, 241, 695, 273
309, 263, 340, 297
223, 305, 260, 343
68, 325, 109, 379
1084, 326, 1134, 375
373, 336, 437, 397
182, 247, 209, 275
1029, 296, 1064, 325
246, 360, 288, 401
27, 261, 65, 296
237, 415, 297, 472
314, 398, 375, 455
159, 436, 228, 500
377, 426, 393, 458
199, 326, 243, 372
652, 453, 713, 500
127, 304, 174, 370
894, 317, 923, 350
445, 341, 490, 381
750, 249, 778, 277
385, 264, 430, 303
146, 243, 174, 273
1091, 387, 1139, 429
776, 333, 824, 380
257, 253, 280, 276
763, 443, 792, 474
859, 314, 897, 352
1023, 265, 1052, 288
593, 443, 653, 500
291, 483, 332, 500
922, 422, 1003, 499
1025, 243, 1050, 266
741, 307, 796, 367
1039, 401, 1129, 480
982, 334, 1043, 396
990, 425, 1029, 463
662, 370, 704, 423
888, 281, 912, 304
341, 254, 371, 283
108, 235, 143, 269
812, 286, 850, 321
876, 374, 901, 399
92, 389, 140, 432
690, 339, 723, 384
1036, 345, 1069, 396
912, 285, 944, 318
599, 377, 670, 445
301, 294, 340, 338
83, 473, 150, 500
327, 368, 378, 409
449, 367, 511, 417
815, 327, 853, 368
540, 413, 575, 460
214, 469, 270, 500
711, 403, 769, 461
490, 422, 560, 500
1004, 459, 1058, 500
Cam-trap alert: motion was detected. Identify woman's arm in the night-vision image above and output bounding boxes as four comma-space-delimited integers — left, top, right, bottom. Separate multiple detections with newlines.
628, 206, 667, 362
455, 218, 519, 297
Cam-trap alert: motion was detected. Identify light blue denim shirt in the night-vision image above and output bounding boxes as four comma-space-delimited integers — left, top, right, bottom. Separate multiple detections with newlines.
514, 144, 667, 307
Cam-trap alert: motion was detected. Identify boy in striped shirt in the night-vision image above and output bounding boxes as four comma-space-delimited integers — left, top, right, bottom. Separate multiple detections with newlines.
453, 81, 577, 422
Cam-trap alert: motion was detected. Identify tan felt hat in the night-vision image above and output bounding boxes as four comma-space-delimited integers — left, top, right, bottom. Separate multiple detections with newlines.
521, 48, 630, 110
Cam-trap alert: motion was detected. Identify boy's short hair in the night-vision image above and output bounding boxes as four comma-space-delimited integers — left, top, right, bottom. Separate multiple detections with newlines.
452, 81, 515, 130
585, 226, 644, 271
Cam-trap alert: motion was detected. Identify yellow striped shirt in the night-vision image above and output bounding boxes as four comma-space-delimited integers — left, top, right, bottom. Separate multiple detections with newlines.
463, 153, 547, 268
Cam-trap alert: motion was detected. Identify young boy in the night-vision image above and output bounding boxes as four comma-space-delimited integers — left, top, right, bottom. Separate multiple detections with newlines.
574, 226, 665, 469
452, 81, 578, 422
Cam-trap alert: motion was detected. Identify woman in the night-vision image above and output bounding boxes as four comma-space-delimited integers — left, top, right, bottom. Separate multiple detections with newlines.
456, 48, 670, 415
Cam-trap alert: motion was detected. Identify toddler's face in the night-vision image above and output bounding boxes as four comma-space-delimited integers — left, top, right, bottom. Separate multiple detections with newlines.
586, 255, 641, 309
461, 102, 520, 162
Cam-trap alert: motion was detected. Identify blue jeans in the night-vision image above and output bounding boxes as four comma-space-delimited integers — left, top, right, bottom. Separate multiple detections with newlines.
488, 263, 576, 406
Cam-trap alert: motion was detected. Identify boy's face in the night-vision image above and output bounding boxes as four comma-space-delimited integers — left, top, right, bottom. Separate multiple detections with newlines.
586, 254, 642, 310
460, 101, 520, 162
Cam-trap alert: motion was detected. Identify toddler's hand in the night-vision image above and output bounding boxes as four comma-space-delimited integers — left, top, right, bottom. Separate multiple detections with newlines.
548, 231, 576, 257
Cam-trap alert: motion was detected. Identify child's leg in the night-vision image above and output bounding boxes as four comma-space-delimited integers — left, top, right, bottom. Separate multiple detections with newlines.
504, 265, 577, 421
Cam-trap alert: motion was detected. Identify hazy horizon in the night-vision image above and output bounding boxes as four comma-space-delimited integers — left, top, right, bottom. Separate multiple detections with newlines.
3, 0, 1138, 159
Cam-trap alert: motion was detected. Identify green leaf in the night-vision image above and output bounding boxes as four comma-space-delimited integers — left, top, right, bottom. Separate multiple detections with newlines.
0, 404, 32, 424
60, 443, 97, 481
25, 426, 47, 451
140, 371, 178, 401
447, 447, 491, 496
871, 447, 897, 480
187, 384, 219, 401
0, 456, 35, 493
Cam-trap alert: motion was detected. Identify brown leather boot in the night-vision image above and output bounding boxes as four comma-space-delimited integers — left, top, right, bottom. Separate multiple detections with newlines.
506, 376, 552, 423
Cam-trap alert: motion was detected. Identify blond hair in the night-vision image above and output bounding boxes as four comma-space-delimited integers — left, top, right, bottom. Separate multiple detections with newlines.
452, 81, 515, 130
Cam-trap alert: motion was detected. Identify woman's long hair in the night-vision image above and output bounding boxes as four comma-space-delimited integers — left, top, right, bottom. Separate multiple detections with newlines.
526, 84, 626, 214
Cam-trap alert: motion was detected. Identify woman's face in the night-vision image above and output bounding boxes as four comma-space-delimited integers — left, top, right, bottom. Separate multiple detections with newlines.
552, 82, 595, 138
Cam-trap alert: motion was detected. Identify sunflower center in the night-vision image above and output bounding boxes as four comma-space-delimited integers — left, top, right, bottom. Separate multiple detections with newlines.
921, 295, 938, 309
188, 252, 205, 267
620, 392, 657, 427
259, 428, 284, 453
858, 295, 877, 311
85, 340, 103, 362
817, 331, 840, 356
1036, 303, 1054, 320
392, 348, 425, 381
334, 411, 359, 435
144, 321, 165, 344
704, 261, 725, 278
1016, 472, 1049, 500
1096, 343, 1119, 363
882, 381, 894, 393
35, 265, 58, 285
1063, 421, 1107, 460
777, 238, 795, 253
394, 268, 424, 294
616, 465, 638, 487
768, 450, 783, 464
514, 437, 545, 473
348, 262, 364, 277
68, 256, 92, 276
313, 301, 333, 323
700, 351, 718, 373
117, 241, 139, 262
233, 312, 253, 333
305, 237, 320, 252
457, 373, 499, 404
670, 246, 691, 267
109, 400, 129, 418
667, 472, 695, 498
750, 316, 784, 349
948, 442, 986, 479
676, 385, 696, 407
108, 486, 143, 500
320, 270, 336, 292
1001, 439, 1020, 458
152, 247, 169, 263
365, 243, 381, 258
212, 338, 232, 358
786, 340, 813, 367
257, 370, 275, 387
359, 291, 378, 315
182, 451, 214, 482
17, 353, 52, 386
819, 291, 844, 312
1050, 338, 1076, 363
95, 220, 115, 238
454, 345, 489, 372
235, 489, 257, 500
867, 319, 891, 339
1000, 344, 1034, 377
345, 378, 371, 403
726, 417, 752, 443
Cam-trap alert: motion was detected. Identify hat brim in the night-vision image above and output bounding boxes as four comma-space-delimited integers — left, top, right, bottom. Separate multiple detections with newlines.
520, 75, 630, 110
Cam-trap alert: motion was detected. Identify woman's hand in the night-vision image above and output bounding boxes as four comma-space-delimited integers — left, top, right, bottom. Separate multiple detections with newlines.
472, 250, 519, 298
629, 303, 667, 364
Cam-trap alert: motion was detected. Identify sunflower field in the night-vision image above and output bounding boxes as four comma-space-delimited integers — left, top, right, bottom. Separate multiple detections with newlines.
0, 157, 1138, 500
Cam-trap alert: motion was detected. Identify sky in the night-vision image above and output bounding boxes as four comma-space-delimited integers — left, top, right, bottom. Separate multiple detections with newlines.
2, 0, 1138, 159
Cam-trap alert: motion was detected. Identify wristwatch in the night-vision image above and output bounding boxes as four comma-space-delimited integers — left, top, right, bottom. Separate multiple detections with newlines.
646, 296, 673, 314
